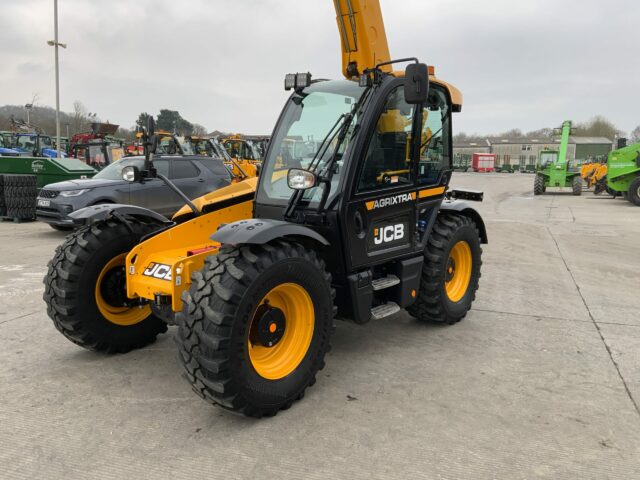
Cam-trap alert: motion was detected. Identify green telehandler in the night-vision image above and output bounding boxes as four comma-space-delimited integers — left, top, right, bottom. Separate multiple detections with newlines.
602, 141, 640, 206
534, 120, 582, 195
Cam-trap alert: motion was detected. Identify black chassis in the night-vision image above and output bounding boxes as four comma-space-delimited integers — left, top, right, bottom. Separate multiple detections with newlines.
215, 75, 487, 324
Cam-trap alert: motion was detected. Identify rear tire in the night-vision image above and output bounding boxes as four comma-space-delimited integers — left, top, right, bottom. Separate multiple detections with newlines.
408, 214, 482, 325
628, 177, 640, 206
572, 175, 583, 195
534, 174, 546, 195
176, 240, 335, 417
43, 219, 167, 353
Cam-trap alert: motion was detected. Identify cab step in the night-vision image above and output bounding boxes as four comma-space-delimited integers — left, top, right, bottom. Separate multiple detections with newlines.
370, 302, 401, 320
371, 275, 400, 291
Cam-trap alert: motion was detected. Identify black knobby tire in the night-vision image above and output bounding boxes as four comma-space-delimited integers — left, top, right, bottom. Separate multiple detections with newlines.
408, 213, 482, 325
628, 177, 640, 206
572, 175, 583, 196
534, 174, 545, 195
176, 240, 335, 417
43, 219, 168, 353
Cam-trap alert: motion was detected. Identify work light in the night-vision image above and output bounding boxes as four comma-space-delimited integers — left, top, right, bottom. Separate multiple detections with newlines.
284, 72, 312, 91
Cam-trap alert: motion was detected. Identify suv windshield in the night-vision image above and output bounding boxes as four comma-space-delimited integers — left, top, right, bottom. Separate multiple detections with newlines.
94, 157, 145, 180
257, 80, 365, 206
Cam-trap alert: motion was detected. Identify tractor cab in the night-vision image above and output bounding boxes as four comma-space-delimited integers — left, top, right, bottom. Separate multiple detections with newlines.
0, 132, 20, 156
138, 130, 195, 155
254, 70, 459, 278
70, 141, 125, 170
538, 150, 558, 169
56, 136, 71, 154
14, 133, 65, 158
222, 135, 263, 162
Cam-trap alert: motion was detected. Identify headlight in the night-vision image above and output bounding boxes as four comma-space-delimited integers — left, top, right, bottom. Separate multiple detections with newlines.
60, 189, 90, 197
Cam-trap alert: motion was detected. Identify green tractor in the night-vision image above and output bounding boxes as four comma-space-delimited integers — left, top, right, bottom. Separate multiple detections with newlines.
534, 120, 582, 195
603, 141, 640, 206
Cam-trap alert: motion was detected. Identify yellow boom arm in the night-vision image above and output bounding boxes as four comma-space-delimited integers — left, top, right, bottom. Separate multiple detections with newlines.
334, 0, 392, 78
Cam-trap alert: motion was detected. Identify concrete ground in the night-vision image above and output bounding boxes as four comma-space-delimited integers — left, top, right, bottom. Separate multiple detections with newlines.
0, 173, 638, 479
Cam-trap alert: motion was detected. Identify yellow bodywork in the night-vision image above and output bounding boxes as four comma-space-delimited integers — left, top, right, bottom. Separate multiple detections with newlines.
125, 178, 257, 312
227, 158, 258, 179
581, 162, 607, 188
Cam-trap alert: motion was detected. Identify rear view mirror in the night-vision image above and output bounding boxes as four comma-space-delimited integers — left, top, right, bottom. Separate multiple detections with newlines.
404, 63, 429, 104
122, 165, 141, 182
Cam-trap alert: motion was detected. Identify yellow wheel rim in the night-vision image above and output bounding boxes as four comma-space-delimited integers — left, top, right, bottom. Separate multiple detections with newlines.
445, 241, 473, 302
95, 253, 151, 326
248, 283, 314, 380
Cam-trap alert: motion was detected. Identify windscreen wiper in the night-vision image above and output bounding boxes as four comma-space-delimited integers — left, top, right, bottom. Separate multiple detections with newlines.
283, 111, 354, 220
284, 86, 372, 220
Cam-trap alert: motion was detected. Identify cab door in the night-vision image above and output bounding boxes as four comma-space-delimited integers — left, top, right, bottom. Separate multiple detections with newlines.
344, 81, 452, 270
345, 83, 419, 270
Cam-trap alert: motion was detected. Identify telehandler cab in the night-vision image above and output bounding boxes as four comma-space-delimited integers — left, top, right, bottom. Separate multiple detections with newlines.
43, 0, 487, 417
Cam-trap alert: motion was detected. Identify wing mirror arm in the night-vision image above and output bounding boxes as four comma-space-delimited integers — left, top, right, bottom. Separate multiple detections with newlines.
155, 173, 201, 217
121, 166, 200, 217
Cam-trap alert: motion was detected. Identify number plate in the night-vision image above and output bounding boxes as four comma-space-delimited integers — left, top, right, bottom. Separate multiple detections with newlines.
37, 199, 50, 207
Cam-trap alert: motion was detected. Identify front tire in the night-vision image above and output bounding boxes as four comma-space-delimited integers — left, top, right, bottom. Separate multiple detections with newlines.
534, 174, 546, 195
176, 240, 335, 417
572, 175, 583, 195
408, 214, 482, 325
43, 219, 167, 353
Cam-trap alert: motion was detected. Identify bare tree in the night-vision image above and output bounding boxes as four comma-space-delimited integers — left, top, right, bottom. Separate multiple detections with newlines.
630, 125, 640, 143
192, 123, 208, 136
574, 115, 619, 140
526, 128, 553, 138
72, 101, 89, 135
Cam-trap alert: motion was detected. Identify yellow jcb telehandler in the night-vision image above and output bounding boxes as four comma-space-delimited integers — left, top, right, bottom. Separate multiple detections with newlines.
44, 0, 487, 417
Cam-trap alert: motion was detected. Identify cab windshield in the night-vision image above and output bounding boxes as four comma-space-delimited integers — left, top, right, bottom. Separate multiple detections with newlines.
257, 80, 365, 206
16, 136, 36, 149
539, 151, 558, 167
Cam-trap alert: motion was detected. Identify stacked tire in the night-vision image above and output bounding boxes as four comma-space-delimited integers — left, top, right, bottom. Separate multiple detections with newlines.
0, 175, 5, 217
2, 175, 38, 220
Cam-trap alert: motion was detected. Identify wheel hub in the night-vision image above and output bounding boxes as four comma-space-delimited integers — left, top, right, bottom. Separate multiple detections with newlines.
100, 266, 128, 307
250, 304, 286, 348
445, 257, 456, 282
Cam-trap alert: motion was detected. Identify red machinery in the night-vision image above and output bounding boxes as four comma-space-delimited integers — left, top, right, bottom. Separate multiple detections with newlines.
70, 122, 119, 149
472, 153, 496, 173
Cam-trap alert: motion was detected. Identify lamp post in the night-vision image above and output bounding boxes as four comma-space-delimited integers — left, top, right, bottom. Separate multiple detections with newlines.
47, 0, 67, 158
25, 103, 33, 125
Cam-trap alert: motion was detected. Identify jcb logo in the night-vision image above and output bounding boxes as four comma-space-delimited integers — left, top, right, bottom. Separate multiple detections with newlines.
143, 263, 172, 281
373, 224, 405, 245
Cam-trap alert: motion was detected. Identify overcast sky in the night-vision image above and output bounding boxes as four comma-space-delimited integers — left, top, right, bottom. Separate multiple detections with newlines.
1, 0, 638, 136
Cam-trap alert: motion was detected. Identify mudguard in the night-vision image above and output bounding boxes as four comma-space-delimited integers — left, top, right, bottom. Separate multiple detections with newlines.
440, 199, 488, 244
211, 218, 330, 246
68, 204, 172, 225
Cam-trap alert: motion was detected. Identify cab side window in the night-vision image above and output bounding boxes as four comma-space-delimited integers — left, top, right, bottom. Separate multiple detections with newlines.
417, 86, 450, 185
357, 87, 414, 192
